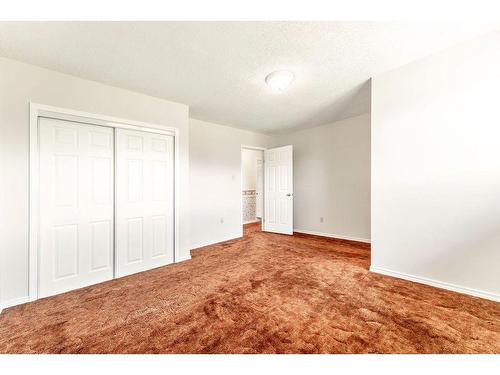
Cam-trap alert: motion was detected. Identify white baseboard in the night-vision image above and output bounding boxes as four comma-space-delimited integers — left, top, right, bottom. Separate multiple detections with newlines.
294, 228, 371, 244
176, 255, 192, 263
243, 219, 260, 224
0, 296, 30, 311
370, 266, 500, 303
190, 235, 243, 251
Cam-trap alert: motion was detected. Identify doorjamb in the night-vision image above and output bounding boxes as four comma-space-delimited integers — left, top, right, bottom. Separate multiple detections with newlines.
29, 102, 180, 302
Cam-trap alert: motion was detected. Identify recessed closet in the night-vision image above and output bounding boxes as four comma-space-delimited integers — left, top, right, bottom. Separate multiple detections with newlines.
33, 107, 176, 299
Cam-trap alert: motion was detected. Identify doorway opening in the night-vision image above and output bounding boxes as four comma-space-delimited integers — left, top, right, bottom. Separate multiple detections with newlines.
241, 147, 264, 232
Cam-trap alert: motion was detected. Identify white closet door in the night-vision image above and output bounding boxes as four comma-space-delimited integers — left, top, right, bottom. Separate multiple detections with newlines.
115, 129, 174, 277
39, 118, 114, 298
264, 145, 293, 235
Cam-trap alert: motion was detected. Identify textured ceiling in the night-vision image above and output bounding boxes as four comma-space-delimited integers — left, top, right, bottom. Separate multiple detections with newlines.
0, 21, 498, 133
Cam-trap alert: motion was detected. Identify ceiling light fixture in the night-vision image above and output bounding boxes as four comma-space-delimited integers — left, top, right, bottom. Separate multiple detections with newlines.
265, 70, 295, 92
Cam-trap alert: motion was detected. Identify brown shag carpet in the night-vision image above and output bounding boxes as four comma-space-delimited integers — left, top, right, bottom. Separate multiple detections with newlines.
1, 223, 499, 353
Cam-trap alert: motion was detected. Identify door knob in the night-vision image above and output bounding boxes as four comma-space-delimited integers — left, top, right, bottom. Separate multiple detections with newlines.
286, 193, 292, 197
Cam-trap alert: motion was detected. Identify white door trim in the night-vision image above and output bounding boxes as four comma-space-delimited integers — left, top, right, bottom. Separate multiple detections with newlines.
29, 102, 180, 302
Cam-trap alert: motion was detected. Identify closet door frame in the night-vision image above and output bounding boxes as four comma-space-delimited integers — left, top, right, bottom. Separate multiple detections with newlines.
29, 102, 179, 302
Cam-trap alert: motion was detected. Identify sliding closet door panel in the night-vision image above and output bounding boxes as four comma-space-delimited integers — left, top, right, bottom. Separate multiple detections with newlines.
115, 129, 174, 277
39, 118, 114, 298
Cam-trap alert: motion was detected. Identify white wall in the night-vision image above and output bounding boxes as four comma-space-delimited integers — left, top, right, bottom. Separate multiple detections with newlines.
190, 119, 271, 249
0, 57, 190, 308
241, 148, 263, 191
371, 31, 500, 301
272, 114, 371, 242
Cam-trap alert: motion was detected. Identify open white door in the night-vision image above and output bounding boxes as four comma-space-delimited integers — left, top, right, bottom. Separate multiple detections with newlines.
263, 145, 293, 235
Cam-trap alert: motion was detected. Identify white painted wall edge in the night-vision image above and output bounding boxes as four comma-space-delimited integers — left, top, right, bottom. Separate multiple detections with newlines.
370, 266, 500, 303
190, 235, 243, 251
294, 229, 371, 244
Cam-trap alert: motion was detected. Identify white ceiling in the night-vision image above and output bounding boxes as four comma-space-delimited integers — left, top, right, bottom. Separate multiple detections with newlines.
0, 21, 498, 134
